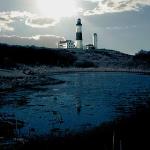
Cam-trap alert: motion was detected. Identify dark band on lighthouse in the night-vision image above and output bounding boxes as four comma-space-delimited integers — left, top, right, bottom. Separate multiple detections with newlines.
76, 18, 83, 49
76, 32, 82, 40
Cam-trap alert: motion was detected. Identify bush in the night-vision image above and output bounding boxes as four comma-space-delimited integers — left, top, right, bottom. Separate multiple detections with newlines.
74, 61, 97, 68
0, 43, 77, 67
134, 50, 150, 62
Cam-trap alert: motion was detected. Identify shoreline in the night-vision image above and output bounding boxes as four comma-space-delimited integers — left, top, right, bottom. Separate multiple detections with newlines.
13, 66, 150, 74
1, 66, 150, 79
1, 66, 150, 93
46, 67, 150, 74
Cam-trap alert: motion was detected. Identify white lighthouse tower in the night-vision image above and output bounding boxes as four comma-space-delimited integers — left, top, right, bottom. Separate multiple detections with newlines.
76, 18, 83, 49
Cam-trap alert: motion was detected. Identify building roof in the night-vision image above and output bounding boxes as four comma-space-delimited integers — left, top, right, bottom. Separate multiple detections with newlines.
59, 40, 74, 44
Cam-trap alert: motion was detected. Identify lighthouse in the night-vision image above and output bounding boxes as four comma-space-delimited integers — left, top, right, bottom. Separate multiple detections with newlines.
76, 18, 83, 49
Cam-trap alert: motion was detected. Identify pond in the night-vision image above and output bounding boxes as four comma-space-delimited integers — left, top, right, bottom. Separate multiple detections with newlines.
1, 72, 150, 137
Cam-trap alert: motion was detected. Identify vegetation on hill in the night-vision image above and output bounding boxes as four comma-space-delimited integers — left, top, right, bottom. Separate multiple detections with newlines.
0, 44, 76, 68
0, 43, 150, 69
134, 50, 150, 62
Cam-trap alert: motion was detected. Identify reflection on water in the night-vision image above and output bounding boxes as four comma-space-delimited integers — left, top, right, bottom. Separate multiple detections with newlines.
1, 72, 150, 137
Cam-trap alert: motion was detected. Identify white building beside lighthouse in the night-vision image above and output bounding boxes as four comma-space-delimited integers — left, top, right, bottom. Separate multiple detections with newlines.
57, 40, 75, 49
75, 18, 83, 49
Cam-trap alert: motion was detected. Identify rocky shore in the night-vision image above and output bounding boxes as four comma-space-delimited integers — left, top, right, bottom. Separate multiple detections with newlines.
0, 67, 65, 94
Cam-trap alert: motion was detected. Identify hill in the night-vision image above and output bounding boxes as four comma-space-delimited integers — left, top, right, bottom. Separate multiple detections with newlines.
0, 43, 150, 70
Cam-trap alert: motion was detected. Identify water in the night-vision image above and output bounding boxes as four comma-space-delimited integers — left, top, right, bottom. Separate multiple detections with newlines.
1, 72, 150, 137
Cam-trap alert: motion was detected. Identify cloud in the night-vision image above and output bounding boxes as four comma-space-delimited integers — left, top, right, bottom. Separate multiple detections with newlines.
0, 12, 15, 32
0, 11, 59, 32
0, 20, 14, 32
0, 35, 65, 48
105, 25, 137, 30
0, 11, 33, 32
25, 17, 59, 28
84, 0, 150, 15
